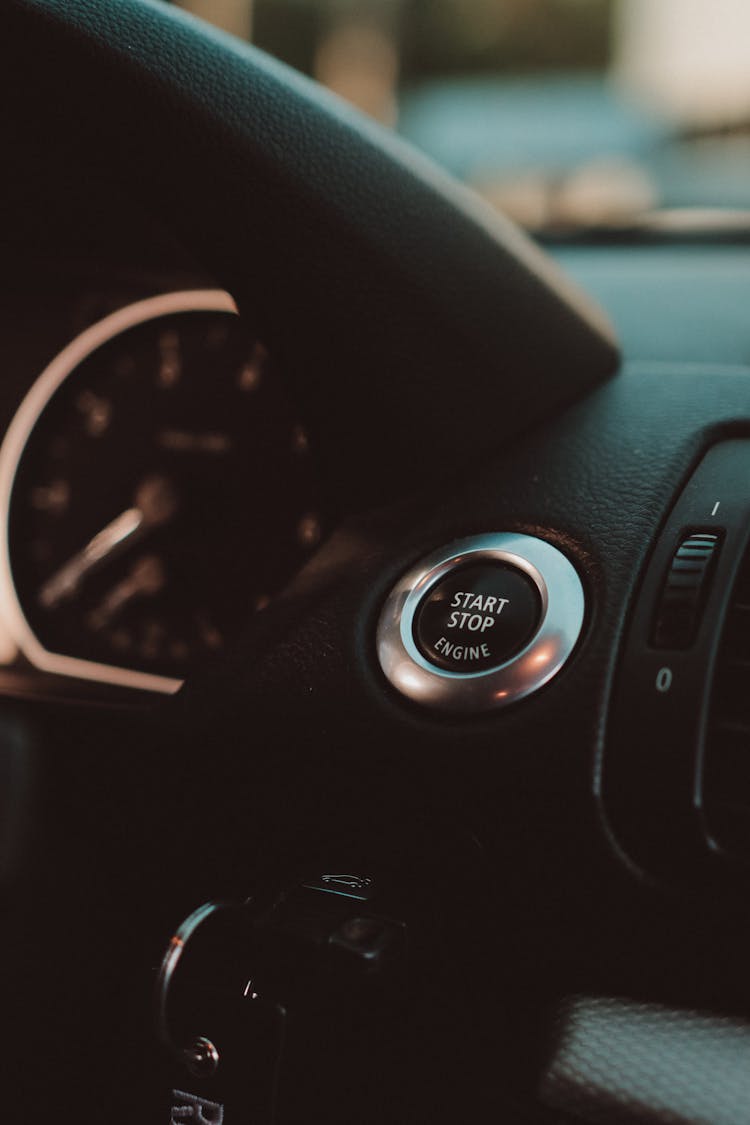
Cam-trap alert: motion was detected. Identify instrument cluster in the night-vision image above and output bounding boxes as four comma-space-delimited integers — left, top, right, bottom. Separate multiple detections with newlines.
0, 289, 324, 698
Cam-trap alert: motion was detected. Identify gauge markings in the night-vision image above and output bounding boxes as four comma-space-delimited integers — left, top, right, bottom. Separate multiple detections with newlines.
157, 429, 233, 455
76, 390, 112, 437
291, 425, 309, 455
158, 329, 181, 388
195, 612, 224, 651
237, 342, 267, 392
30, 478, 70, 515
7, 301, 325, 684
297, 513, 322, 549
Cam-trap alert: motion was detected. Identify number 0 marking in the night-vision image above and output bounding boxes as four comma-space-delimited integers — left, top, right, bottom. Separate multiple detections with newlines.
656, 667, 673, 693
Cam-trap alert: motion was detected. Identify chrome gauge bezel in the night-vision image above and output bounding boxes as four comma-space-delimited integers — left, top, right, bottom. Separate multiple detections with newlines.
0, 289, 238, 696
376, 533, 585, 713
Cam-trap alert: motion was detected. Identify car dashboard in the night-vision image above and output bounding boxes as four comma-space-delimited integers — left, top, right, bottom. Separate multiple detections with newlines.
4, 216, 750, 708
7, 4, 750, 1124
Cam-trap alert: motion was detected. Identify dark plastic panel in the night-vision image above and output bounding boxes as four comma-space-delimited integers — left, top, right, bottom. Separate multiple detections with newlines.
3, 0, 617, 513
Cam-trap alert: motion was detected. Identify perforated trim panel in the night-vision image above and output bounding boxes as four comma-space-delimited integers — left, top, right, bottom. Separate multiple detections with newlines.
540, 996, 750, 1125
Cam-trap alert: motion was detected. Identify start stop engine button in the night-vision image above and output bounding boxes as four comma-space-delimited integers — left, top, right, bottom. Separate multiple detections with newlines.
376, 533, 585, 713
414, 562, 541, 673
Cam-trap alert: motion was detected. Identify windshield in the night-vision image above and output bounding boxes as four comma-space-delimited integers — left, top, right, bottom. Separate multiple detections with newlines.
173, 0, 750, 233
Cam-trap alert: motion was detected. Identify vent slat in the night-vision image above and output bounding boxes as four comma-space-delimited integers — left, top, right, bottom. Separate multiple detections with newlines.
718, 604, 750, 661
705, 554, 750, 853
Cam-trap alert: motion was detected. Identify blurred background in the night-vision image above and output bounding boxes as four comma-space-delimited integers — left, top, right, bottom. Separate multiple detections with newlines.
172, 0, 750, 234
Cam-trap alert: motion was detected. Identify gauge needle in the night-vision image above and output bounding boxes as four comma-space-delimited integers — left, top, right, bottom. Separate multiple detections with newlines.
37, 475, 177, 610
87, 555, 166, 631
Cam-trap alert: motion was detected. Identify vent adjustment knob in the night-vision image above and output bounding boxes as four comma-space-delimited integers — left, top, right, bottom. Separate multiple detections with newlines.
652, 532, 721, 649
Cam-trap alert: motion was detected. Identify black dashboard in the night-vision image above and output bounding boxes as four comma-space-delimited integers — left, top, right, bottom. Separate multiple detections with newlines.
7, 3, 750, 1124
4, 223, 750, 706
4, 224, 749, 706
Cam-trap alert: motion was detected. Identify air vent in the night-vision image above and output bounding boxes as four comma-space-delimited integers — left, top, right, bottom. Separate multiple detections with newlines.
702, 547, 750, 857
603, 440, 750, 881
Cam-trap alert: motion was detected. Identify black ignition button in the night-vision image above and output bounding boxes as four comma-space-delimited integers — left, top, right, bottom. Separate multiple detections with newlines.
413, 561, 542, 673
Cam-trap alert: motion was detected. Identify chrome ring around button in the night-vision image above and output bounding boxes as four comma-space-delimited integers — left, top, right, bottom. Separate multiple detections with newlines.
376, 533, 585, 713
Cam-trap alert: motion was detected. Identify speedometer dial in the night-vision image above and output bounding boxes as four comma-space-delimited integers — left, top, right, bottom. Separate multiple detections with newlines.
0, 290, 323, 693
